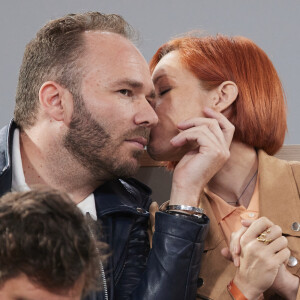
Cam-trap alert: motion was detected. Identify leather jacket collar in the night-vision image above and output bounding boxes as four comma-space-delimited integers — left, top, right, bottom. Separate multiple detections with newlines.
94, 178, 151, 218
0, 120, 16, 196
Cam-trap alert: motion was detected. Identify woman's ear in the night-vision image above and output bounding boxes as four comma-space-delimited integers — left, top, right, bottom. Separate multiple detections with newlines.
212, 81, 238, 113
39, 81, 74, 125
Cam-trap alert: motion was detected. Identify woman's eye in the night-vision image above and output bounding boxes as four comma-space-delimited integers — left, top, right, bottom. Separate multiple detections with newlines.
159, 88, 171, 96
119, 89, 132, 97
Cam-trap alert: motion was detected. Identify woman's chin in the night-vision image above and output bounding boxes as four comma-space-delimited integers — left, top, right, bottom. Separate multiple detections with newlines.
147, 146, 182, 162
146, 149, 166, 161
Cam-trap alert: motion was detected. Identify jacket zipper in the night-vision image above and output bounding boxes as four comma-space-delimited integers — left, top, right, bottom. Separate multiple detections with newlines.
114, 239, 129, 285
86, 214, 109, 300
113, 179, 148, 285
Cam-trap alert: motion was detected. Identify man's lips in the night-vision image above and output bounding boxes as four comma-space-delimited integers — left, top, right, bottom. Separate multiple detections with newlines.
125, 137, 148, 149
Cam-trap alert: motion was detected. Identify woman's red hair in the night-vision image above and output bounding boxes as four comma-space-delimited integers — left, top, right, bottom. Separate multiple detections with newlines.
150, 35, 287, 155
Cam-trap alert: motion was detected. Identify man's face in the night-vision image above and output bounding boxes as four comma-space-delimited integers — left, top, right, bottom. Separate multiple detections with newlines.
0, 274, 83, 300
63, 32, 158, 180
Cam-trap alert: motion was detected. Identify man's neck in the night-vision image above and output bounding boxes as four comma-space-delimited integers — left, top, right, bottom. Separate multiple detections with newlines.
19, 129, 103, 204
207, 141, 258, 208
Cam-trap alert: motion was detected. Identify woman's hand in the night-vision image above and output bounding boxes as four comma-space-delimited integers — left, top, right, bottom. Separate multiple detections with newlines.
222, 218, 299, 299
169, 108, 235, 207
221, 219, 252, 267
222, 217, 291, 300
270, 264, 299, 300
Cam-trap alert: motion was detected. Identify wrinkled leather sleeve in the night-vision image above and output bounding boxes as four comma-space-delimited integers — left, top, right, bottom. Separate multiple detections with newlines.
117, 211, 209, 300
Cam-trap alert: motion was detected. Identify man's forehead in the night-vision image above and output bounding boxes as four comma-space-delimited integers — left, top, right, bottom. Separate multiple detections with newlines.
82, 31, 147, 70
81, 31, 153, 91
83, 30, 122, 41
83, 30, 138, 56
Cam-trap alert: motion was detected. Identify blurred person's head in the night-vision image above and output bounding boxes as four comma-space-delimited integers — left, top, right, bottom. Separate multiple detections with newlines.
0, 188, 101, 300
148, 34, 286, 161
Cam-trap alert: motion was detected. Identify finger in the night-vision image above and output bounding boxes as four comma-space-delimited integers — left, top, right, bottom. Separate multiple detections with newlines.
203, 107, 235, 147
265, 225, 283, 242
149, 201, 159, 233
241, 217, 274, 244
221, 247, 233, 261
203, 107, 233, 131
179, 118, 228, 148
273, 248, 291, 266
235, 219, 252, 263
177, 117, 213, 129
177, 116, 224, 134
241, 219, 253, 227
230, 226, 249, 266
177, 109, 232, 132
267, 236, 288, 255
170, 126, 221, 149
177, 117, 227, 148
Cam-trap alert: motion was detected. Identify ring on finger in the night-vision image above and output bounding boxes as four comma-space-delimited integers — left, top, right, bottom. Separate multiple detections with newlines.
257, 235, 273, 244
257, 228, 272, 244
264, 238, 273, 245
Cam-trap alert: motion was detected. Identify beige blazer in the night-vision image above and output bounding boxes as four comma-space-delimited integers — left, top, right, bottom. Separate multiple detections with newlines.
196, 150, 300, 300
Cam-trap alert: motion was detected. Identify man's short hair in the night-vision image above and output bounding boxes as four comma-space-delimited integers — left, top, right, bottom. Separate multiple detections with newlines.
0, 188, 102, 295
14, 11, 137, 129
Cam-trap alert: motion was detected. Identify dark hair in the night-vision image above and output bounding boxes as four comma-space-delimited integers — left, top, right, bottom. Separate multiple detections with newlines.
150, 35, 287, 155
14, 11, 137, 129
0, 188, 102, 295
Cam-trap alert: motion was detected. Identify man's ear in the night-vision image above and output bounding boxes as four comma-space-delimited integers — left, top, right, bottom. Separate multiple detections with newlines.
39, 81, 74, 125
211, 81, 238, 113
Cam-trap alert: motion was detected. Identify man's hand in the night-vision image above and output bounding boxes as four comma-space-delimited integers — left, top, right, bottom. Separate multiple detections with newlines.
169, 108, 234, 207
228, 217, 290, 300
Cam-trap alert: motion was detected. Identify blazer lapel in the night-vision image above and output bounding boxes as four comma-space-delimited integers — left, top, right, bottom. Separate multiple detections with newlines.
200, 192, 225, 250
259, 150, 300, 236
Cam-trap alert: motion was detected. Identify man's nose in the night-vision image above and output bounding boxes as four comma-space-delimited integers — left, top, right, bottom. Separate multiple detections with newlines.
134, 99, 158, 128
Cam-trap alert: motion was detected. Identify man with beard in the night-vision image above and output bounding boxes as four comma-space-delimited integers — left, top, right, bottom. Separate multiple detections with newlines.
0, 12, 216, 300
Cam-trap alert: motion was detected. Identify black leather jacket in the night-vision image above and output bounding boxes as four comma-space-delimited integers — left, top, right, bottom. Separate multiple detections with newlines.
0, 121, 210, 300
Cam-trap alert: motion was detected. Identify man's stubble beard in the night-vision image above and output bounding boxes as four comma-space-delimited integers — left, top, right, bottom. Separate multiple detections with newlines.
63, 94, 147, 181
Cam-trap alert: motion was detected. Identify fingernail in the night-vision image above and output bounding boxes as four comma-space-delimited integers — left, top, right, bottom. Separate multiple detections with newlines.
177, 120, 187, 127
234, 257, 239, 267
170, 136, 178, 143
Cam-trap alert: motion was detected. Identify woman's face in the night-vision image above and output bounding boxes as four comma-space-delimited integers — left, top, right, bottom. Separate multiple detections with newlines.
147, 50, 214, 161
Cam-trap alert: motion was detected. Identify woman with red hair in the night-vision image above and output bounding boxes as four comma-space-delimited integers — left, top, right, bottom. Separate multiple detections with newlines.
147, 35, 300, 299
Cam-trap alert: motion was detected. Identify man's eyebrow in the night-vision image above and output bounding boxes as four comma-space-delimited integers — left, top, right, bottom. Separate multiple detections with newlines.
112, 79, 144, 89
112, 79, 156, 99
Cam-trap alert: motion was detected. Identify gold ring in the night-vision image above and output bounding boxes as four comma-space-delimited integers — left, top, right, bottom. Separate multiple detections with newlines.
264, 239, 273, 245
257, 235, 266, 242
257, 228, 272, 244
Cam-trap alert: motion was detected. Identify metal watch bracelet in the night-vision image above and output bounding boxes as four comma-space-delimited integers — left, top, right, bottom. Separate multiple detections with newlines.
166, 205, 204, 215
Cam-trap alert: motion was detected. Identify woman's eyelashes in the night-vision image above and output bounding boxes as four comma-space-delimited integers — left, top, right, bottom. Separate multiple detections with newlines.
158, 87, 171, 96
